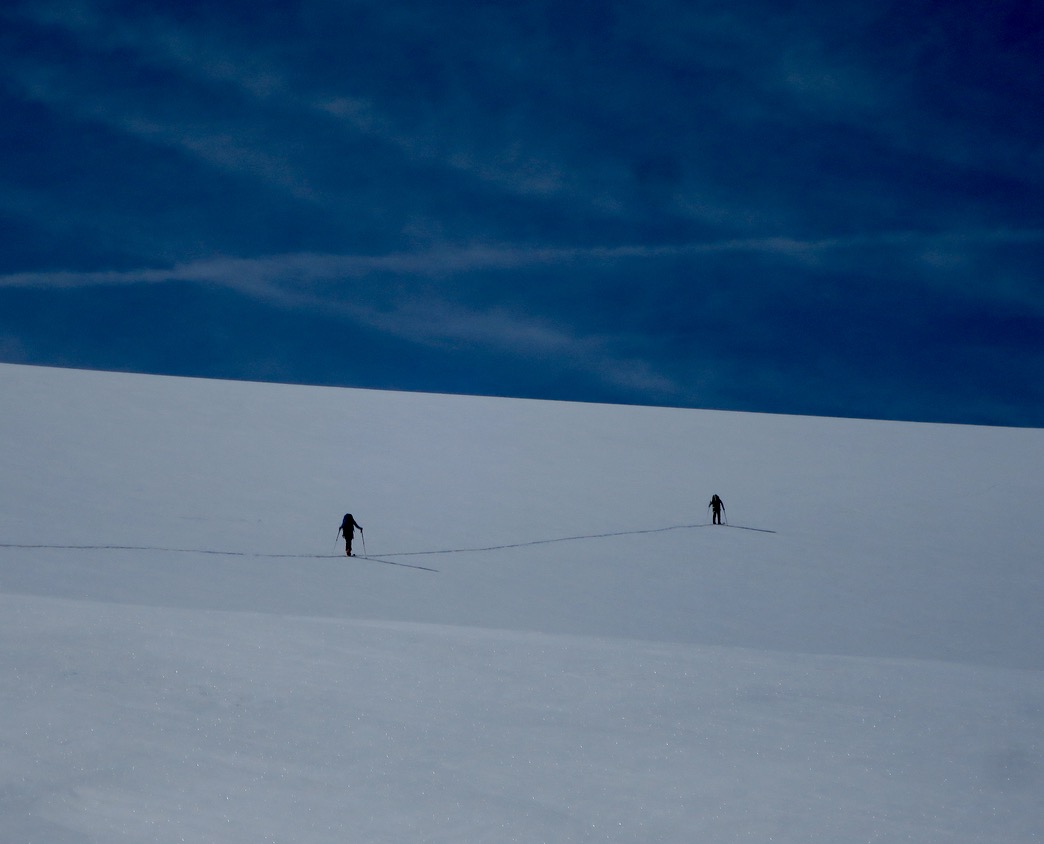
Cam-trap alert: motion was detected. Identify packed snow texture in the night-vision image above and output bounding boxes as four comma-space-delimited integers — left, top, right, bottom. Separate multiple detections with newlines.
1, 363, 1042, 842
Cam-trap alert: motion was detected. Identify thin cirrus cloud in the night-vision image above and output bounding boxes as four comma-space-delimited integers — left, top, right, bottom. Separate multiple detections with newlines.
0, 247, 681, 396
2, 229, 1040, 298
7, 0, 569, 204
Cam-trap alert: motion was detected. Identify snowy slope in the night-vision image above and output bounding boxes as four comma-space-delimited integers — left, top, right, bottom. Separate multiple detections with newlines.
1, 362, 1042, 842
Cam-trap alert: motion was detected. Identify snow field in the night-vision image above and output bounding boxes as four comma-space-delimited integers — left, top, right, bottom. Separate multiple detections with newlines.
1, 363, 1042, 842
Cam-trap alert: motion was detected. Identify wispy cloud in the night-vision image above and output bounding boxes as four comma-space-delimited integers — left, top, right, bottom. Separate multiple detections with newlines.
4, 43, 319, 205
4, 227, 1042, 289
8, 0, 571, 203
9, 0, 289, 98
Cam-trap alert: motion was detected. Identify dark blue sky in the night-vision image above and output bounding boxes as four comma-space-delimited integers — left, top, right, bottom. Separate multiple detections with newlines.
2, 0, 1042, 425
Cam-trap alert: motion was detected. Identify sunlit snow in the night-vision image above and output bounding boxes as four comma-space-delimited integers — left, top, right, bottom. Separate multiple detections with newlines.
1, 363, 1041, 842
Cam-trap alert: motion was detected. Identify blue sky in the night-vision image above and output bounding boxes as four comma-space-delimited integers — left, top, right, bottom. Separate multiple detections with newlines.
1, 0, 1042, 426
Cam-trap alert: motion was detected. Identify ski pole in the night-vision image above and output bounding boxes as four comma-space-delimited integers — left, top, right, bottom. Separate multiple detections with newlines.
361, 529, 367, 556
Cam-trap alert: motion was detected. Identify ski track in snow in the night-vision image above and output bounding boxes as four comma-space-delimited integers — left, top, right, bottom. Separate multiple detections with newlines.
0, 520, 774, 558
